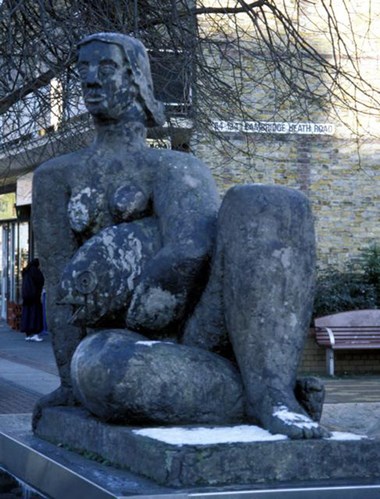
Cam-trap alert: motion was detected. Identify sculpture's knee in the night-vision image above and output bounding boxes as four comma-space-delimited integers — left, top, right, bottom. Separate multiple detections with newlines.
218, 184, 314, 245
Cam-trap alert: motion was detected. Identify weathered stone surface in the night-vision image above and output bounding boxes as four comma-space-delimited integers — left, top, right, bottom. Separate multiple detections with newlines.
35, 406, 380, 488
71, 330, 244, 424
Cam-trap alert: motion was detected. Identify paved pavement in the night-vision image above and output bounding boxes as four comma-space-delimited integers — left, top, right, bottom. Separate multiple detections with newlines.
0, 319, 380, 434
0, 321, 59, 414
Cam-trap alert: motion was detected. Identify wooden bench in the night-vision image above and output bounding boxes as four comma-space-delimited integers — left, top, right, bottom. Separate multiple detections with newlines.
314, 309, 380, 376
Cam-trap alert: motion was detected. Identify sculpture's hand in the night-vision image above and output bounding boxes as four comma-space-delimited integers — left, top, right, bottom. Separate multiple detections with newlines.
126, 278, 187, 333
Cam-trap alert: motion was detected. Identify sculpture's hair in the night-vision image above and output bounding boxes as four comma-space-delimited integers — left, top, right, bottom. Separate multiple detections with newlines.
78, 32, 165, 128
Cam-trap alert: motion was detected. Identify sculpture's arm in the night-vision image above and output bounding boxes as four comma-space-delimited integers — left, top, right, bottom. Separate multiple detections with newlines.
32, 161, 82, 388
33, 162, 77, 296
126, 154, 220, 335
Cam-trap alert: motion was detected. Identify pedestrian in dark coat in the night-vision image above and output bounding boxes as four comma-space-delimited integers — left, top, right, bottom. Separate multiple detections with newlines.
21, 258, 45, 342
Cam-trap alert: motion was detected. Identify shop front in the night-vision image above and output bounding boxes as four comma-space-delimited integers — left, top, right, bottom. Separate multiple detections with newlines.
0, 173, 33, 327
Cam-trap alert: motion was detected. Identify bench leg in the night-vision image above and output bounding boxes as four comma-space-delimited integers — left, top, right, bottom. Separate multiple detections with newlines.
326, 348, 334, 376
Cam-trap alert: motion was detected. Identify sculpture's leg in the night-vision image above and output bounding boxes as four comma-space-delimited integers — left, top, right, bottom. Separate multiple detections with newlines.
219, 184, 329, 439
70, 330, 244, 425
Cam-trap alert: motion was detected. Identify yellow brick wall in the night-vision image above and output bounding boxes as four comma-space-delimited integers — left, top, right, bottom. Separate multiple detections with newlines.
194, 132, 380, 268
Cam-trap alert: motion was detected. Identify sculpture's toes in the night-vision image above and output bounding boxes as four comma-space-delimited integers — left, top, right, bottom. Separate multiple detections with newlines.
302, 424, 331, 440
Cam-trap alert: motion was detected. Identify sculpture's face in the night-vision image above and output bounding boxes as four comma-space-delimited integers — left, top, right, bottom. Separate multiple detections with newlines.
77, 40, 138, 120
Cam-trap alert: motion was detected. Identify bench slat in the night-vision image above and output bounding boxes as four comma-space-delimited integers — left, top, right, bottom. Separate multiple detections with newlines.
316, 335, 380, 341
315, 323, 380, 348
316, 342, 380, 350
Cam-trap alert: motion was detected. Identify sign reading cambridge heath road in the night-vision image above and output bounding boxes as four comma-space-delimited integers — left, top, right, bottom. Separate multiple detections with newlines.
212, 121, 335, 135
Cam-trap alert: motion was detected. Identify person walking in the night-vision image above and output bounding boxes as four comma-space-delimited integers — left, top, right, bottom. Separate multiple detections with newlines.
21, 258, 45, 342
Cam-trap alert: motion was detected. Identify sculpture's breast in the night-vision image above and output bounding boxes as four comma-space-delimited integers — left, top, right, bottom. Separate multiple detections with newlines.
109, 183, 151, 223
68, 186, 109, 236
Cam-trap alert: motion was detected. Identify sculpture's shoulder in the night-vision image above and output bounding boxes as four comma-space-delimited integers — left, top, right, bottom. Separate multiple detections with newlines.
143, 148, 220, 214
152, 147, 209, 171
34, 148, 90, 182
146, 148, 217, 187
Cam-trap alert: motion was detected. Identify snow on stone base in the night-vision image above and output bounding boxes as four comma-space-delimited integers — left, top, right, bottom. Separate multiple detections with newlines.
133, 424, 367, 446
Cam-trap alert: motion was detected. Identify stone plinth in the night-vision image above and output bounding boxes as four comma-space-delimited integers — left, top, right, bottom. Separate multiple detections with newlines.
34, 407, 380, 488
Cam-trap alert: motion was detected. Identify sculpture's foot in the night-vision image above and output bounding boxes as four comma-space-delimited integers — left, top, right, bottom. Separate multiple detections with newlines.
248, 389, 331, 440
32, 386, 77, 431
295, 376, 325, 422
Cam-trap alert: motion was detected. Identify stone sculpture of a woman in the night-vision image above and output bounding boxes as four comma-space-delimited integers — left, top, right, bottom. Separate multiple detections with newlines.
32, 32, 328, 439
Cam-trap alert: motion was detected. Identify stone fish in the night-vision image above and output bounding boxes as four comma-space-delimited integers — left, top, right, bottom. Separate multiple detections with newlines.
60, 217, 161, 326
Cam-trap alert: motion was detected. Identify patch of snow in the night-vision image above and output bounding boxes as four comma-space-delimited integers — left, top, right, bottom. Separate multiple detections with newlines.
133, 425, 287, 445
134, 426, 368, 445
327, 431, 368, 441
273, 405, 318, 430
135, 341, 163, 347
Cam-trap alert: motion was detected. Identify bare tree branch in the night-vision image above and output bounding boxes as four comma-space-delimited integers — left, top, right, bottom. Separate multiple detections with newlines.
0, 0, 379, 175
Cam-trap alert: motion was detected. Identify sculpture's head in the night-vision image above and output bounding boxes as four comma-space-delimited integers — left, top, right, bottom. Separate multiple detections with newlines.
77, 32, 165, 127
